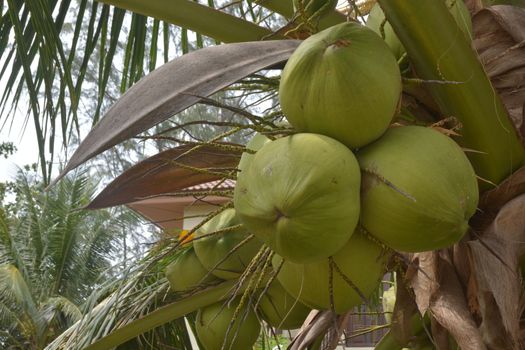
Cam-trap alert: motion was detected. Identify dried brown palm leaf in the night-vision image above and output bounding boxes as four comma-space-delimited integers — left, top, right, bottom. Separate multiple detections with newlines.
430, 318, 452, 350
51, 40, 300, 186
406, 251, 486, 350
408, 252, 439, 316
472, 164, 525, 230
464, 0, 484, 13
430, 252, 486, 350
87, 144, 241, 209
473, 5, 525, 143
468, 194, 525, 349
288, 310, 337, 350
390, 274, 420, 346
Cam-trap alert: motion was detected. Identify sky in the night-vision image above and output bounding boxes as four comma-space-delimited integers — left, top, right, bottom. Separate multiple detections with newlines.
0, 111, 40, 182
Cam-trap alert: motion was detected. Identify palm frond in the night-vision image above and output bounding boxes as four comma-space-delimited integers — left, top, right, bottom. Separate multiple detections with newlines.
0, 168, 146, 347
14, 172, 45, 269
44, 174, 90, 297
0, 264, 43, 341
34, 172, 124, 303
0, 301, 22, 329
0, 264, 37, 312
0, 206, 16, 265
40, 296, 83, 325
60, 209, 121, 302
44, 232, 210, 350
99, 0, 276, 43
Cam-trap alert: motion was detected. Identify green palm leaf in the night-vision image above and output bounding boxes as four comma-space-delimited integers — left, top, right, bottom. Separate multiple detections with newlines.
0, 207, 16, 265
0, 170, 145, 348
0, 264, 43, 341
102, 0, 276, 43
83, 280, 240, 350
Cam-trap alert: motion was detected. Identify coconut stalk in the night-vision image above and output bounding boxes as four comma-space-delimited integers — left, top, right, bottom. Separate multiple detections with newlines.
378, 0, 525, 188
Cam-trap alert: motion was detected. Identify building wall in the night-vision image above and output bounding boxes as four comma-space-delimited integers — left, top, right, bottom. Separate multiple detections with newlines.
183, 203, 222, 230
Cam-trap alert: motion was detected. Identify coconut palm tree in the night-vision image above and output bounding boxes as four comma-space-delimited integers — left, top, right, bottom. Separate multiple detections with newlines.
0, 170, 143, 349
2, 0, 525, 349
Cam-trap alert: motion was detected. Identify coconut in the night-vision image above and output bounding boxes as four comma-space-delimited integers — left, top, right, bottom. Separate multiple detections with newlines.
279, 22, 401, 149
165, 245, 219, 292
366, 0, 472, 60
195, 297, 261, 350
358, 126, 479, 252
234, 133, 361, 263
193, 208, 262, 280
272, 229, 388, 314
237, 133, 271, 173
257, 279, 311, 329
293, 0, 338, 17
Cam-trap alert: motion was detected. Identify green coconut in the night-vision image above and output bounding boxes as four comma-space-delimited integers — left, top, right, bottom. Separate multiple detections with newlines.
366, 0, 472, 60
358, 126, 479, 252
165, 246, 219, 292
193, 208, 262, 280
272, 229, 388, 314
258, 279, 311, 329
237, 133, 271, 173
293, 0, 338, 18
195, 297, 261, 350
234, 133, 361, 263
279, 22, 401, 149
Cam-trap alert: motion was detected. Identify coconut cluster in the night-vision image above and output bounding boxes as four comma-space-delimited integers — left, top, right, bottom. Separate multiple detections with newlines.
233, 20, 479, 316
165, 11, 479, 350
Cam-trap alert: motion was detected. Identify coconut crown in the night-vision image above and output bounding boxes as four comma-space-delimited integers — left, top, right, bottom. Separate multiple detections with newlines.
279, 22, 401, 149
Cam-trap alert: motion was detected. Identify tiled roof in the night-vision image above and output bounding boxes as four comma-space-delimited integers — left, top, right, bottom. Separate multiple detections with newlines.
184, 179, 236, 191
